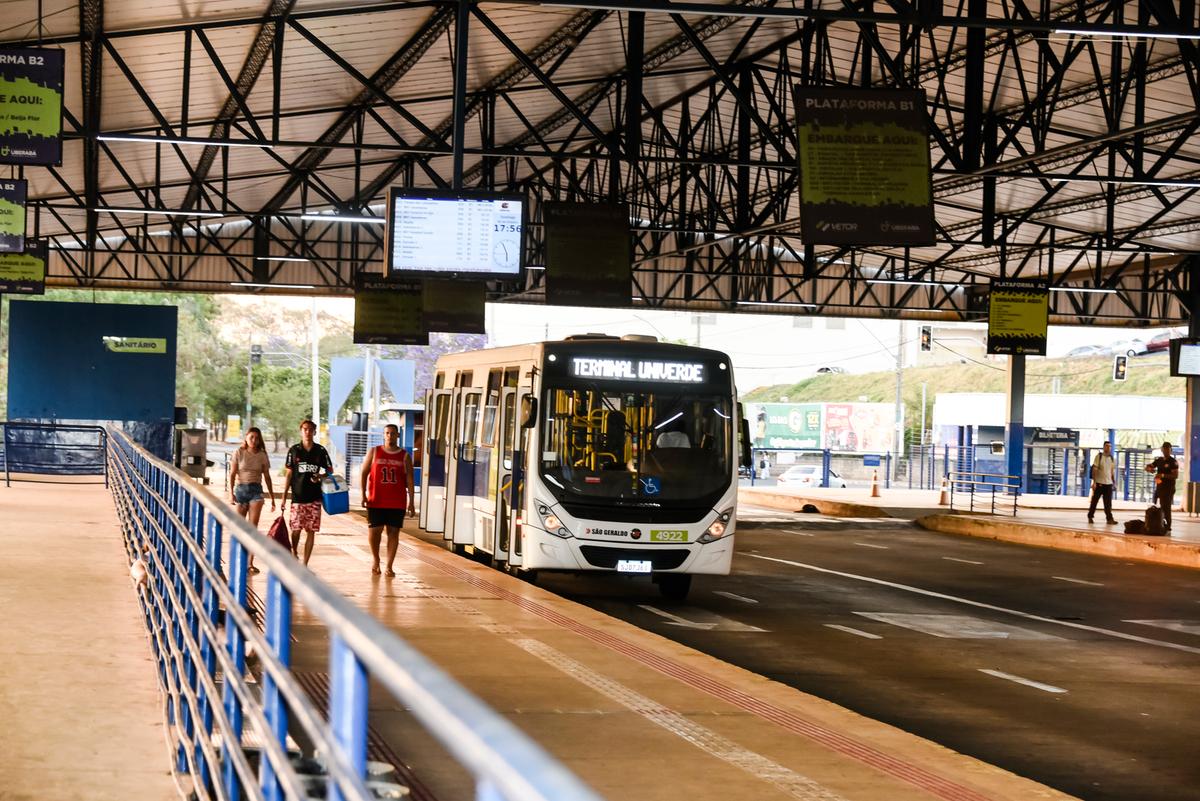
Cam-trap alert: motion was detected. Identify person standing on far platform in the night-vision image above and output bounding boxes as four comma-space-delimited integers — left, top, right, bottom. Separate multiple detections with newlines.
281, 419, 333, 565
359, 424, 415, 578
1087, 441, 1117, 525
1145, 441, 1180, 533
229, 426, 275, 573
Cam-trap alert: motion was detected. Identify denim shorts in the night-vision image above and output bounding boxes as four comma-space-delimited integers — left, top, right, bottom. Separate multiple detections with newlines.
234, 483, 264, 505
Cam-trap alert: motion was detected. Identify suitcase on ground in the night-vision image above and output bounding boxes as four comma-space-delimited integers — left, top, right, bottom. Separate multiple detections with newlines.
1144, 505, 1166, 536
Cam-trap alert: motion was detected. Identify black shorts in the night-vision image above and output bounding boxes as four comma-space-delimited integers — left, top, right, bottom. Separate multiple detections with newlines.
367, 507, 407, 528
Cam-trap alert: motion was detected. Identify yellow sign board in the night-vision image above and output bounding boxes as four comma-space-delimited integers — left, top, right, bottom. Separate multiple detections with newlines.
102, 336, 167, 354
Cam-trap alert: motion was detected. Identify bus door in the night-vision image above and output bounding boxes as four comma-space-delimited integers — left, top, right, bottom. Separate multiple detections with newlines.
472, 388, 502, 556
420, 389, 451, 532
491, 387, 518, 563
443, 387, 464, 542
449, 390, 482, 548
506, 388, 533, 568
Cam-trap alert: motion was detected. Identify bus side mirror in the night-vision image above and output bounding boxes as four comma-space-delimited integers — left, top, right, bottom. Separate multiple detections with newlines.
520, 396, 538, 429
739, 416, 752, 468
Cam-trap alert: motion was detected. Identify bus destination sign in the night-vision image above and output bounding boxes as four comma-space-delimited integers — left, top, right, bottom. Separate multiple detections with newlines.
571, 357, 705, 383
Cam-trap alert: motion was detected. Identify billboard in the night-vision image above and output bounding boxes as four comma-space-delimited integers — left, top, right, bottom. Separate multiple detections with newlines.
544, 201, 631, 308
824, 403, 897, 454
0, 177, 26, 252
747, 403, 823, 449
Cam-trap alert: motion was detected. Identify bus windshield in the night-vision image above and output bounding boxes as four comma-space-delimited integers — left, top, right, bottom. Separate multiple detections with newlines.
539, 383, 732, 505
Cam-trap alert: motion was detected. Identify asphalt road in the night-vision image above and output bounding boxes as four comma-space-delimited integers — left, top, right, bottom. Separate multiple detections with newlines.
524, 506, 1200, 801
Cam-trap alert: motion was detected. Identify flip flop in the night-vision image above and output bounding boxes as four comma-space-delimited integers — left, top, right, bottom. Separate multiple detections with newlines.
384, 569, 396, 578
248, 565, 261, 575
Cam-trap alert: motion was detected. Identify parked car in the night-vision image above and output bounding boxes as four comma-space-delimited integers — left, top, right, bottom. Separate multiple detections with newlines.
1108, 338, 1147, 357
1146, 330, 1184, 353
776, 464, 848, 488
815, 366, 845, 374
1066, 344, 1110, 358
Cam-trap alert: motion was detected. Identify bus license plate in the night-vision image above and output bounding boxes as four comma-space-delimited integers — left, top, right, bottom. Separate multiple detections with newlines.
617, 560, 652, 574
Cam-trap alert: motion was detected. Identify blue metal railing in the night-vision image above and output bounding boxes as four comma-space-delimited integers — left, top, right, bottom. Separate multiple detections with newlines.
107, 428, 603, 801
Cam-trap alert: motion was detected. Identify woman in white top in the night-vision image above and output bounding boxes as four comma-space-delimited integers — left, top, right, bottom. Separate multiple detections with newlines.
230, 427, 275, 573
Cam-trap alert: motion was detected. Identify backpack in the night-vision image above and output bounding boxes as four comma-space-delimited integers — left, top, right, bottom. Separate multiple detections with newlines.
1144, 505, 1166, 536
1123, 519, 1145, 535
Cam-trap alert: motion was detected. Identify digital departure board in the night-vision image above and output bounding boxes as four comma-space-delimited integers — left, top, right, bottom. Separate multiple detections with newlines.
386, 187, 526, 281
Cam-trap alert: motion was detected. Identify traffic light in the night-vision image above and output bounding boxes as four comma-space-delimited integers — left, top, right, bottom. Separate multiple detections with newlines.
920, 325, 932, 351
1113, 354, 1128, 381
250, 344, 263, 365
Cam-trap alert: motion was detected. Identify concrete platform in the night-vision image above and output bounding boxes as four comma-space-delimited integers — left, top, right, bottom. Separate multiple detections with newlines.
741, 486, 1200, 570
283, 509, 1078, 801
0, 480, 177, 801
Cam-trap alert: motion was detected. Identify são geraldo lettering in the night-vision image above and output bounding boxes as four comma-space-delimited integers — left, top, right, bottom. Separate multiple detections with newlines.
571, 357, 704, 383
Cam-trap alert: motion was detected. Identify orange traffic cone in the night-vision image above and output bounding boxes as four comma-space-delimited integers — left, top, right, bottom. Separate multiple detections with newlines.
938, 476, 949, 505
870, 470, 881, 498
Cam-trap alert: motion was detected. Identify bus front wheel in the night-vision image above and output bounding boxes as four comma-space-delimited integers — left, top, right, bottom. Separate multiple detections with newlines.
656, 574, 691, 601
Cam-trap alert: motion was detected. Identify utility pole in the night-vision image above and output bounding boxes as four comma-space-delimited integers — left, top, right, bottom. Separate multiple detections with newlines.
246, 344, 261, 429
920, 381, 928, 445
311, 298, 320, 439
894, 321, 904, 480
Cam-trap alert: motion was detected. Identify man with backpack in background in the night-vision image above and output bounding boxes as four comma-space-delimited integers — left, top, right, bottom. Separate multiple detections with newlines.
1145, 441, 1180, 534
1087, 441, 1118, 525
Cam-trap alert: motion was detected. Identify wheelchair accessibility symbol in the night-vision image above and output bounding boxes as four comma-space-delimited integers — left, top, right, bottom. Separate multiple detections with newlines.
641, 477, 661, 495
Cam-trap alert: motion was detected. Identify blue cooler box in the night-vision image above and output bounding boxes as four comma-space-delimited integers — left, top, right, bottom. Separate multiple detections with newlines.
321, 475, 349, 515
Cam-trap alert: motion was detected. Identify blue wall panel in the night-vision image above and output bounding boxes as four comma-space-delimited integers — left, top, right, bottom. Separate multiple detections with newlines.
8, 301, 176, 456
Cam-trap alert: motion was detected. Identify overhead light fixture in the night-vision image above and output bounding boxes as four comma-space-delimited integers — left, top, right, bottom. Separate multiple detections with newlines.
526, 264, 546, 271
300, 213, 386, 225
98, 134, 273, 149
1053, 27, 1200, 40
95, 206, 226, 218
230, 282, 317, 290
1055, 177, 1200, 189
255, 256, 312, 263
866, 278, 962, 289
736, 300, 818, 309
1049, 286, 1118, 295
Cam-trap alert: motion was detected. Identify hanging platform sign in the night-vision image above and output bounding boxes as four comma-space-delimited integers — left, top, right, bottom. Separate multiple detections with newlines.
544, 201, 631, 308
422, 279, 485, 334
0, 239, 46, 294
795, 87, 934, 246
0, 178, 26, 252
0, 48, 65, 166
986, 280, 1049, 355
352, 274, 427, 345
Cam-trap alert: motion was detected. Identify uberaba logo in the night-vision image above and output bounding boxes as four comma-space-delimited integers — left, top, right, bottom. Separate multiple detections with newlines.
815, 220, 858, 232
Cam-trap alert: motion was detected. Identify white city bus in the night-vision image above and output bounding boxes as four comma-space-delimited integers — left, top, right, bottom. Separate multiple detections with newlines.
419, 334, 750, 599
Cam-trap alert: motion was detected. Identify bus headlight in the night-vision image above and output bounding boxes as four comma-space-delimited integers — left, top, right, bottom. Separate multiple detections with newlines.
697, 510, 733, 544
537, 503, 573, 539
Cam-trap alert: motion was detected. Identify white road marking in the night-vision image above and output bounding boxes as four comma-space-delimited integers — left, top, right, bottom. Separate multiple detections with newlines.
638, 605, 767, 632
1124, 620, 1200, 636
714, 591, 759, 604
942, 556, 984, 565
824, 624, 882, 640
784, 529, 815, 537
854, 542, 889, 550
745, 553, 1200, 655
978, 669, 1068, 694
854, 612, 1061, 640
1052, 576, 1105, 587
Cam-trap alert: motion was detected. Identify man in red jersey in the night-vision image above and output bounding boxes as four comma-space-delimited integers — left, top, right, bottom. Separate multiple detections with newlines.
360, 424, 415, 577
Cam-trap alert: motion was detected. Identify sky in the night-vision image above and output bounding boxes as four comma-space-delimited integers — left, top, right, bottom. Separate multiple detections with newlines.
227, 293, 1178, 395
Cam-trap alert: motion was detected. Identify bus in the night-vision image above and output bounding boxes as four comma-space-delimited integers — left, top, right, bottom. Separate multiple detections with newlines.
419, 334, 750, 600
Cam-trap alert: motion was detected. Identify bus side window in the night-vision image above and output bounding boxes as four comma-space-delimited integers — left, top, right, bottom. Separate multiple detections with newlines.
461, 393, 481, 460
433, 394, 451, 455
502, 393, 517, 469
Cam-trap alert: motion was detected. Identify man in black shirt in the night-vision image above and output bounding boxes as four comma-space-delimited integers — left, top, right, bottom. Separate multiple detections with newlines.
1145, 441, 1180, 533
281, 420, 333, 564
